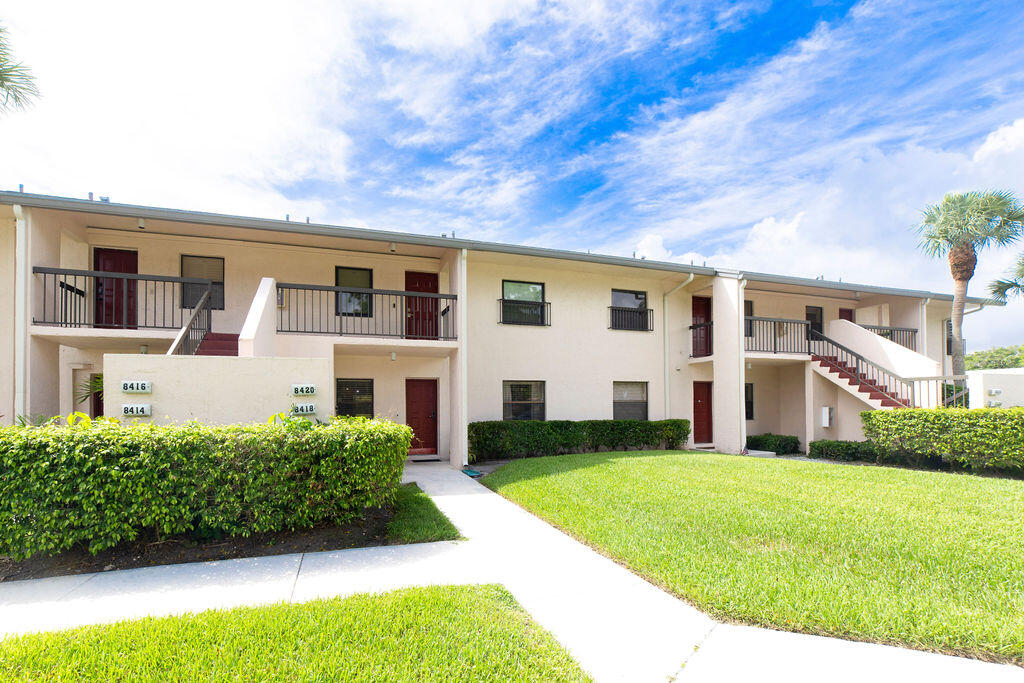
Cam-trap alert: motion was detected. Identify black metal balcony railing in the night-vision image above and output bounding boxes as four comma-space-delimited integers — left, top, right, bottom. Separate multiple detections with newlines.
609, 306, 654, 331
745, 317, 811, 354
33, 266, 212, 330
498, 299, 551, 326
276, 283, 457, 340
862, 324, 918, 351
690, 321, 713, 357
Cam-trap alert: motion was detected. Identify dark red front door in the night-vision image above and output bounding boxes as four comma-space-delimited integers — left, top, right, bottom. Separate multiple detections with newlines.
405, 271, 439, 339
406, 379, 438, 454
692, 296, 712, 357
93, 248, 138, 329
838, 308, 855, 322
693, 381, 713, 443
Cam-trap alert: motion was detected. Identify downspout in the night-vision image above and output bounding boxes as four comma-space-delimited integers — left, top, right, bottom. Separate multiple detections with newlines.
13, 205, 27, 419
663, 273, 694, 417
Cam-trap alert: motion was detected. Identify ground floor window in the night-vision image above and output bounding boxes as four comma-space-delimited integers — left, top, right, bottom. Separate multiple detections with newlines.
612, 381, 648, 420
503, 380, 545, 420
337, 378, 373, 417
745, 383, 754, 420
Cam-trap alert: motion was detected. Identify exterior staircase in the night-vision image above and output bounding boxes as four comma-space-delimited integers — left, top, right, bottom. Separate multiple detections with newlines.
811, 354, 909, 408
196, 332, 239, 356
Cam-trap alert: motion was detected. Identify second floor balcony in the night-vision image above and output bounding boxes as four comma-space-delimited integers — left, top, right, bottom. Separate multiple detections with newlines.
276, 282, 457, 341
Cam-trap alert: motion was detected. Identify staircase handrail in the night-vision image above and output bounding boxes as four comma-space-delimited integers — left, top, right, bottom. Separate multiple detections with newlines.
167, 288, 212, 356
808, 329, 915, 406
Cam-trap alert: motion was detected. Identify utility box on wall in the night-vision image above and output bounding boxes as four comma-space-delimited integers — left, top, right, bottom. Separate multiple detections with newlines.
821, 406, 834, 428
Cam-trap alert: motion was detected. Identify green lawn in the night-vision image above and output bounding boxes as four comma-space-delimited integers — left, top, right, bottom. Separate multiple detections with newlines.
388, 483, 461, 544
0, 585, 589, 682
483, 450, 1024, 664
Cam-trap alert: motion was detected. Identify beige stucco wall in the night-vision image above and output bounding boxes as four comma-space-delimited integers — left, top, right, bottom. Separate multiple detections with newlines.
103, 354, 334, 424
826, 319, 941, 378
967, 368, 1024, 408
809, 372, 868, 442
465, 254, 684, 425
744, 361, 808, 448
334, 352, 451, 458
711, 275, 745, 452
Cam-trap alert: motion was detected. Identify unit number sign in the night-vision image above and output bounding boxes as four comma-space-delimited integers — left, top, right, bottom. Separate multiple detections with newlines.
122, 404, 152, 416
292, 384, 317, 396
291, 403, 316, 415
121, 380, 152, 394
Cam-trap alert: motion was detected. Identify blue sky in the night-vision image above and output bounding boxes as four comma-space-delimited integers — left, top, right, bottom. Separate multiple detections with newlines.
3, 0, 1024, 346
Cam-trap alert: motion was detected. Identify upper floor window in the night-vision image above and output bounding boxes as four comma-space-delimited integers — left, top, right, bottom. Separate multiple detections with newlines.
503, 380, 545, 420
612, 381, 648, 420
745, 383, 754, 420
744, 300, 753, 337
500, 280, 549, 325
610, 289, 652, 331
336, 266, 373, 317
181, 255, 225, 310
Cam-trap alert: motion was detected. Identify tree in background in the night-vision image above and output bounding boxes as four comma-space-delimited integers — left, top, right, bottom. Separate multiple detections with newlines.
0, 23, 38, 112
915, 191, 1024, 376
964, 345, 1024, 370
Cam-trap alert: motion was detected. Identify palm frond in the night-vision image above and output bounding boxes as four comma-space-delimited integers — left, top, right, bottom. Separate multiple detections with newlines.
987, 253, 1024, 303
914, 190, 1024, 258
0, 24, 39, 112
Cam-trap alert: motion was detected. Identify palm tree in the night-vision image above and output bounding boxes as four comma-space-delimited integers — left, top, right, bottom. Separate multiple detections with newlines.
0, 23, 38, 112
915, 190, 1024, 377
989, 253, 1024, 303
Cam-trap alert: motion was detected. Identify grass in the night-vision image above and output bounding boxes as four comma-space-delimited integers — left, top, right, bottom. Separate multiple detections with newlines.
388, 482, 461, 543
0, 585, 590, 682
483, 450, 1024, 664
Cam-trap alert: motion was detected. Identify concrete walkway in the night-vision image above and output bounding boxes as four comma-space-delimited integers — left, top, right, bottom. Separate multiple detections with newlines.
1, 463, 1021, 682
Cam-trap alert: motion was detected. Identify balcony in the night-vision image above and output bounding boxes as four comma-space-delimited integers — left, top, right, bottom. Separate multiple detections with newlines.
609, 306, 654, 331
32, 266, 211, 330
862, 324, 917, 351
276, 283, 457, 340
744, 317, 811, 354
498, 299, 551, 326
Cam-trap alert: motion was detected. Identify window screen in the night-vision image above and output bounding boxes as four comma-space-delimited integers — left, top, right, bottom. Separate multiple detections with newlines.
336, 379, 373, 417
613, 381, 648, 420
503, 380, 545, 420
336, 266, 373, 317
181, 255, 225, 310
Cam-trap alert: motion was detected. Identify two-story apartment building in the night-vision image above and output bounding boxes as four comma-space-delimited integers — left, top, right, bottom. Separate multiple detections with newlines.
0, 192, 994, 465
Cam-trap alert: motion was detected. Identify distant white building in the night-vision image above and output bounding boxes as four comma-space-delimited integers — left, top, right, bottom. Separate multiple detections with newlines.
968, 368, 1024, 408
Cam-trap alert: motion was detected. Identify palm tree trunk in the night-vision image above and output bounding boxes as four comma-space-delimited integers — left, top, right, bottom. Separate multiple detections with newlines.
950, 278, 968, 376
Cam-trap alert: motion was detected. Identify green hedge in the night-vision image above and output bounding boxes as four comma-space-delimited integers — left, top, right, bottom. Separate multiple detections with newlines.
0, 417, 412, 561
468, 419, 691, 462
808, 439, 879, 462
861, 408, 1024, 471
745, 433, 800, 455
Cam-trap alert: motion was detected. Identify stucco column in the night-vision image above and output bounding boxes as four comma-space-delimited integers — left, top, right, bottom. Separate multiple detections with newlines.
711, 272, 746, 453
448, 248, 469, 467
13, 205, 28, 420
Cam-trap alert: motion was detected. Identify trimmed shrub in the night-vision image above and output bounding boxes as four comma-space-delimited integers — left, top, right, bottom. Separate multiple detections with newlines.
468, 419, 691, 462
0, 417, 412, 561
808, 440, 879, 462
861, 408, 1024, 471
746, 433, 800, 455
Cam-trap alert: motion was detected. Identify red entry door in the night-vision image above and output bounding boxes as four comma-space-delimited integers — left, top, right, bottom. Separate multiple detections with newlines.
692, 296, 712, 357
406, 379, 438, 454
405, 271, 439, 339
838, 308, 855, 322
693, 381, 713, 444
93, 248, 138, 329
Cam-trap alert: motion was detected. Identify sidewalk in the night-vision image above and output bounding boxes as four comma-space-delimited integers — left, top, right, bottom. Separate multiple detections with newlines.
1, 462, 1021, 682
